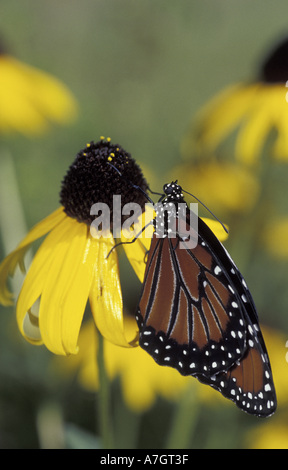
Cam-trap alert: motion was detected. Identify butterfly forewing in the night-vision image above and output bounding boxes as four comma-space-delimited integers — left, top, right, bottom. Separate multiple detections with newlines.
136, 215, 248, 377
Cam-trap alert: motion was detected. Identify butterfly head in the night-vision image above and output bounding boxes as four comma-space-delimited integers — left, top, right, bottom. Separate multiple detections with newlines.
162, 181, 184, 204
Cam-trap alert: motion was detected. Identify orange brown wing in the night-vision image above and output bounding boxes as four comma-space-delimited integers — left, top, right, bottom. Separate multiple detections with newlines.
136, 226, 248, 377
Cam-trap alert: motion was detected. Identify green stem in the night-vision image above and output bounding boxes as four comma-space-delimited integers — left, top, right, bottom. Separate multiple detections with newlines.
165, 386, 199, 449
0, 148, 31, 296
97, 331, 114, 449
0, 148, 28, 253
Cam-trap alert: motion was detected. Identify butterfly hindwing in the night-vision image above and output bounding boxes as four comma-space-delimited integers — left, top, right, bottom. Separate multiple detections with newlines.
195, 320, 277, 417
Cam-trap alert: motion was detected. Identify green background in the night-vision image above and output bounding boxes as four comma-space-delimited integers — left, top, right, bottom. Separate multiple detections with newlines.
2, 0, 288, 218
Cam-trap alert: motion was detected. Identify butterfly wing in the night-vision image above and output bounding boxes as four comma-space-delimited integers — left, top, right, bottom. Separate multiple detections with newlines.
136, 213, 251, 377
135, 188, 276, 416
193, 230, 277, 418
195, 322, 277, 417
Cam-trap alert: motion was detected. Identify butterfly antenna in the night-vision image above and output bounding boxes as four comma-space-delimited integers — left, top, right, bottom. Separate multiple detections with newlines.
147, 187, 163, 197
107, 162, 154, 204
182, 189, 229, 234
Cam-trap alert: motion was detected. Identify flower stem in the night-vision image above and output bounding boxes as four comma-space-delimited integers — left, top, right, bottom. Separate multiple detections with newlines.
0, 148, 31, 295
165, 386, 199, 449
97, 331, 114, 449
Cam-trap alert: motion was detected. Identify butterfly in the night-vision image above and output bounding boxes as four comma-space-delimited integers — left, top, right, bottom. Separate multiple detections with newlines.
135, 181, 277, 417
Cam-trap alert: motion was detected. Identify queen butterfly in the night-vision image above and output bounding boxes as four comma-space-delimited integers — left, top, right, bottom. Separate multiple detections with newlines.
135, 181, 277, 417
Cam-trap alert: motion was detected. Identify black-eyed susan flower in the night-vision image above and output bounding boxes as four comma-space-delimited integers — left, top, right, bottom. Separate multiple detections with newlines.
183, 36, 288, 164
0, 44, 77, 135
0, 138, 151, 355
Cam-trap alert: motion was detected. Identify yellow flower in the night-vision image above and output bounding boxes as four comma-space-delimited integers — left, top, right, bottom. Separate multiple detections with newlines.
0, 51, 77, 135
183, 37, 288, 164
57, 316, 268, 413
261, 217, 288, 259
245, 326, 288, 448
0, 138, 150, 354
0, 132, 229, 360
59, 316, 190, 412
247, 423, 288, 449
168, 160, 259, 215
260, 327, 288, 409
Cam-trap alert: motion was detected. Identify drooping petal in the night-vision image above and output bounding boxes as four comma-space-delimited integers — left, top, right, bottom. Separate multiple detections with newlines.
22, 307, 42, 343
39, 218, 94, 355
17, 214, 74, 345
0, 207, 66, 305
89, 234, 138, 348
122, 205, 154, 282
124, 238, 149, 283
59, 232, 98, 355
0, 56, 77, 135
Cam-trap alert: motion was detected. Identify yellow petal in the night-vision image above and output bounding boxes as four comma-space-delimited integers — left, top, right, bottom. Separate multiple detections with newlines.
0, 207, 66, 305
17, 214, 73, 344
89, 234, 138, 348
0, 56, 77, 135
273, 112, 288, 159
22, 308, 42, 343
104, 316, 188, 411
39, 218, 93, 355
194, 84, 259, 151
122, 236, 150, 283
59, 233, 98, 355
235, 88, 273, 164
122, 205, 154, 282
16, 207, 66, 250
201, 218, 229, 242
262, 217, 288, 259
271, 87, 288, 160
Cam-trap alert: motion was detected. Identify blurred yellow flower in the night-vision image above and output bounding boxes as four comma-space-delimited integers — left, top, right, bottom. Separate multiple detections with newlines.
246, 326, 288, 448
260, 327, 288, 409
60, 316, 190, 412
261, 217, 288, 259
183, 37, 288, 165
58, 319, 284, 415
0, 139, 150, 355
168, 160, 259, 215
248, 423, 288, 449
56, 316, 234, 413
0, 52, 77, 135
